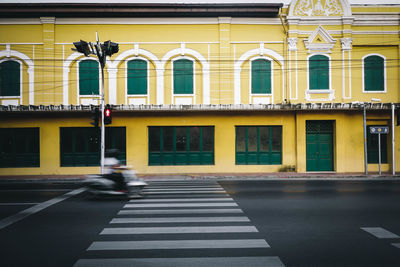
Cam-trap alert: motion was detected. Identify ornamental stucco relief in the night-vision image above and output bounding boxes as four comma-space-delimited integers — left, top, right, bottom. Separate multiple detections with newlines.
293, 0, 343, 16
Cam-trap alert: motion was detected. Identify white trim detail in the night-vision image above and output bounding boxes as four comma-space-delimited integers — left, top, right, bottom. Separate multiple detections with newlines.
234, 46, 284, 105
0, 49, 34, 105
362, 54, 387, 94
306, 53, 334, 101
303, 25, 337, 54
161, 47, 210, 105
109, 48, 161, 105
288, 0, 352, 17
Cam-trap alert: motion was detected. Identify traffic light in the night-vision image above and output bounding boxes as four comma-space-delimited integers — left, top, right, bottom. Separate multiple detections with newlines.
396, 107, 400, 126
90, 107, 99, 128
73, 40, 92, 57
102, 41, 119, 56
104, 104, 112, 125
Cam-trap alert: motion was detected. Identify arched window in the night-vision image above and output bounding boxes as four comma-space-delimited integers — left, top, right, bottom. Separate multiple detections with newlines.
309, 55, 329, 90
173, 59, 193, 94
364, 55, 384, 92
251, 59, 272, 94
127, 59, 147, 95
0, 60, 20, 96
79, 60, 99, 95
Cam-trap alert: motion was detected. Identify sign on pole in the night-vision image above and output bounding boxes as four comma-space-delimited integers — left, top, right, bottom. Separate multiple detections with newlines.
369, 126, 389, 175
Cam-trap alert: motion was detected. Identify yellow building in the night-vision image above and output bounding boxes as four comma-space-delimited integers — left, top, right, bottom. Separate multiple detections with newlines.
0, 0, 399, 176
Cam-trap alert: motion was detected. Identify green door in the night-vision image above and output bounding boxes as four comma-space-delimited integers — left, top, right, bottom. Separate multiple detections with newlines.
306, 121, 334, 172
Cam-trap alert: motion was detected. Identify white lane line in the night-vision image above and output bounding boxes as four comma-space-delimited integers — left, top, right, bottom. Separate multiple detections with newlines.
129, 198, 233, 203
0, 189, 72, 192
147, 186, 223, 189
0, 187, 85, 230
392, 243, 400, 248
74, 256, 285, 267
110, 216, 250, 223
118, 208, 244, 215
361, 227, 400, 239
87, 239, 270, 250
0, 203, 39, 205
143, 188, 223, 191
100, 226, 258, 235
124, 203, 237, 208
145, 190, 226, 194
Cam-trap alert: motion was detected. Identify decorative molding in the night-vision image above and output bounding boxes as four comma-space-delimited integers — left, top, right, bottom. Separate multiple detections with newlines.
218, 17, 232, 24
289, 0, 352, 17
40, 17, 55, 24
305, 90, 335, 101
340, 38, 353, 51
287, 38, 298, 51
303, 25, 337, 53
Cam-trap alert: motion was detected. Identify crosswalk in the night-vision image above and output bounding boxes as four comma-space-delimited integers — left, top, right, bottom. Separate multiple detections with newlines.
74, 180, 285, 267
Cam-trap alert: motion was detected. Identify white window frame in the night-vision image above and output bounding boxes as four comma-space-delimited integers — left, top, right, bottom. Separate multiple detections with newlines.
0, 58, 22, 102
306, 53, 334, 101
77, 57, 101, 104
249, 56, 274, 104
125, 56, 150, 105
171, 56, 196, 105
362, 54, 387, 94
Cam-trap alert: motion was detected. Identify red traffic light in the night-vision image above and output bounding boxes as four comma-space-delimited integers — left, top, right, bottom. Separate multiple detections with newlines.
104, 105, 112, 125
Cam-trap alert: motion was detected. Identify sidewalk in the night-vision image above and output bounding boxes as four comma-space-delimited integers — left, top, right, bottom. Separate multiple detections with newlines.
0, 172, 399, 183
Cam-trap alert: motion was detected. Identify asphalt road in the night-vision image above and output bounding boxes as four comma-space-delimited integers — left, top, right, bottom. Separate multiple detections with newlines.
0, 179, 399, 267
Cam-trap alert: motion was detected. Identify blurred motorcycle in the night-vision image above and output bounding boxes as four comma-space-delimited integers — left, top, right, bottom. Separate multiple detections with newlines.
83, 165, 147, 199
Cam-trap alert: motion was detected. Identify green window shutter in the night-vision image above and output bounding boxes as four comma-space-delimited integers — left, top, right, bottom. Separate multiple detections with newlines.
0, 61, 20, 97
79, 60, 99, 95
128, 60, 147, 95
174, 59, 193, 94
364, 56, 384, 91
309, 55, 329, 90
251, 59, 271, 94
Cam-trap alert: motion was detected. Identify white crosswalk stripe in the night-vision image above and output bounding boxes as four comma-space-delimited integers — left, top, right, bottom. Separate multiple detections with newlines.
74, 180, 285, 267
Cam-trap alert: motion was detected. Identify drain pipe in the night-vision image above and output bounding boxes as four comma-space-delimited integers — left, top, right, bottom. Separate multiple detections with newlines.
363, 103, 368, 175
392, 103, 395, 175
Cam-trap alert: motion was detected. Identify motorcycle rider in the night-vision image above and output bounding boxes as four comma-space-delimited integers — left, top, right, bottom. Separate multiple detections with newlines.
104, 153, 127, 192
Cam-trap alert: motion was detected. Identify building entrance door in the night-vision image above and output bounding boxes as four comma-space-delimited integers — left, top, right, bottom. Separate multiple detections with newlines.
306, 120, 334, 172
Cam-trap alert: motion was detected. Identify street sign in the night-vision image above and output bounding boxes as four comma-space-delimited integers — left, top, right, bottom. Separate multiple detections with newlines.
369, 126, 389, 175
370, 126, 389, 134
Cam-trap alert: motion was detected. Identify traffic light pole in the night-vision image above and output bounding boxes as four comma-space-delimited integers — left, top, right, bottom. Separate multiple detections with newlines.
72, 33, 119, 175
100, 66, 105, 174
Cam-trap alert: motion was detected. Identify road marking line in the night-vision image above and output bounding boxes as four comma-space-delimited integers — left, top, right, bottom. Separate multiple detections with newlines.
87, 239, 270, 250
392, 243, 400, 248
145, 190, 226, 194
0, 189, 72, 192
146, 185, 223, 189
129, 197, 233, 203
100, 226, 258, 235
143, 188, 223, 191
74, 256, 284, 267
361, 227, 400, 239
118, 208, 244, 215
0, 187, 85, 230
110, 216, 250, 223
124, 202, 237, 208
0, 203, 39, 205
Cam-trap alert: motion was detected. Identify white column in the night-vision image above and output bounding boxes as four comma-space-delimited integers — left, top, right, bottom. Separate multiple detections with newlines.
107, 69, 118, 104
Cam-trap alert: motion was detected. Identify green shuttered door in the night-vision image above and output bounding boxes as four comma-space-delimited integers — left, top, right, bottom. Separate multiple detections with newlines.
364, 56, 384, 92
0, 61, 20, 97
128, 59, 147, 95
174, 59, 193, 94
306, 121, 334, 171
309, 55, 329, 90
251, 59, 271, 94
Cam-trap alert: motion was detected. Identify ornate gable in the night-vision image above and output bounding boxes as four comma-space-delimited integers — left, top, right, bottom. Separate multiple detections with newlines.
303, 25, 337, 53
289, 0, 351, 17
